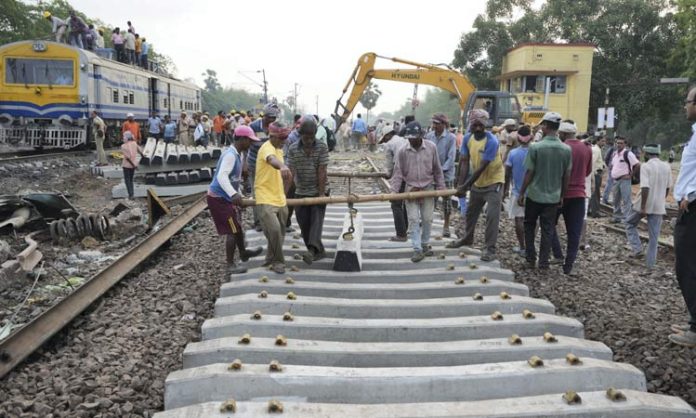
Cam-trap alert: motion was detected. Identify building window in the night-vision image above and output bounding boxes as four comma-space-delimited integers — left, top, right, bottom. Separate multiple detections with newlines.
524, 75, 539, 92
549, 75, 566, 93
112, 89, 119, 103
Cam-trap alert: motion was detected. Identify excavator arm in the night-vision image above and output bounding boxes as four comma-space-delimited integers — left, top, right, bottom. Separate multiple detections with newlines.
333, 52, 477, 130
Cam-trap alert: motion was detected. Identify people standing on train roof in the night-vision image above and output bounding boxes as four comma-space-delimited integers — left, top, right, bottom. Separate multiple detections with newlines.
95, 28, 105, 49
140, 38, 149, 70
134, 34, 142, 67
68, 10, 87, 49
44, 12, 68, 44
207, 125, 264, 275
449, 109, 505, 263
390, 121, 446, 263
124, 29, 136, 65
127, 20, 136, 34
121, 131, 143, 200
255, 121, 293, 274
425, 113, 457, 238
122, 113, 142, 144
111, 28, 124, 62
287, 116, 330, 265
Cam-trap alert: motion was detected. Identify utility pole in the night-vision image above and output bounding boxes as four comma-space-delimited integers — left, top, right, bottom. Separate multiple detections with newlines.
604, 87, 613, 140
261, 69, 268, 105
293, 83, 298, 115
411, 84, 419, 114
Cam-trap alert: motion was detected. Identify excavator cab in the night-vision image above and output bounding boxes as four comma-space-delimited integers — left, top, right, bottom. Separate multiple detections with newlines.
464, 91, 522, 129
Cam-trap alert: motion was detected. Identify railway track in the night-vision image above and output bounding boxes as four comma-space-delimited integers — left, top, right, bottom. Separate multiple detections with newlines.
0, 149, 92, 163
153, 173, 693, 417
598, 202, 675, 249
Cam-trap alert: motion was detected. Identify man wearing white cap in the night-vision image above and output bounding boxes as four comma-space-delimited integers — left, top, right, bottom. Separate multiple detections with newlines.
625, 143, 672, 269
380, 123, 409, 241
550, 120, 592, 276
498, 118, 519, 163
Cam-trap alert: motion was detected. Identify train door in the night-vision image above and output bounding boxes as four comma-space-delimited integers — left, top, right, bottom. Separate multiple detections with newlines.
149, 77, 158, 116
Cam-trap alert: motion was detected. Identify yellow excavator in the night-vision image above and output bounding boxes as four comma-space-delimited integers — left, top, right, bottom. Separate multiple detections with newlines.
334, 52, 543, 130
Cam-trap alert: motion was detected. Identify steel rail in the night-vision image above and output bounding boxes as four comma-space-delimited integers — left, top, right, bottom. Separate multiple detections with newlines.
0, 150, 91, 163
0, 196, 208, 380
363, 156, 391, 193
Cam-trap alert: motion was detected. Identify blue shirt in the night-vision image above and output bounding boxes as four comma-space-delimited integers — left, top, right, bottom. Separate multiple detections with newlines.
460, 131, 500, 162
247, 118, 269, 169
163, 122, 176, 138
425, 130, 457, 182
505, 146, 529, 196
675, 122, 696, 202
208, 147, 242, 201
141, 42, 149, 55
351, 118, 367, 135
147, 117, 161, 134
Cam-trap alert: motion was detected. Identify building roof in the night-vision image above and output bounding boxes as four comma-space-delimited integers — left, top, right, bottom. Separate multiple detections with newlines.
506, 42, 597, 53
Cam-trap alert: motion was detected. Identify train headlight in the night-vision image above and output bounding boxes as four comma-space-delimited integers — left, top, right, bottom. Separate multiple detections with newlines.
80, 96, 87, 104
80, 63, 87, 71
57, 115, 74, 126
34, 87, 42, 95
0, 114, 13, 126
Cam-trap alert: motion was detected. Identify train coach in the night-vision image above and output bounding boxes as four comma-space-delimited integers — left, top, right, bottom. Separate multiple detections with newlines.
0, 40, 201, 149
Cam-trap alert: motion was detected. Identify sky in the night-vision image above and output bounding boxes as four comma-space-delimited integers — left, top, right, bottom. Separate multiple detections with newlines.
69, 0, 488, 118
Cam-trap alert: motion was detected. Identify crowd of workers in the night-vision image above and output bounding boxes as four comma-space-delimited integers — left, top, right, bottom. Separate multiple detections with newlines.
100, 87, 696, 348
43, 12, 150, 69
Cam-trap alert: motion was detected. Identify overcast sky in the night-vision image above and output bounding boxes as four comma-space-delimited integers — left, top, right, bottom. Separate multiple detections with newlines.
70, 0, 488, 118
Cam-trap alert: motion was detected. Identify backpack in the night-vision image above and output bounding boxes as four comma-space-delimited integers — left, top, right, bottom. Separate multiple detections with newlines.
622, 150, 640, 185
324, 125, 336, 151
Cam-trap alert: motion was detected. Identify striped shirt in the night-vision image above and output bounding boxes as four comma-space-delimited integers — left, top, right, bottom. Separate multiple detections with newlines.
287, 139, 329, 196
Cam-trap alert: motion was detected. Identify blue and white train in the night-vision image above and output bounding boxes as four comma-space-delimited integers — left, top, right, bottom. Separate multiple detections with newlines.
0, 40, 200, 149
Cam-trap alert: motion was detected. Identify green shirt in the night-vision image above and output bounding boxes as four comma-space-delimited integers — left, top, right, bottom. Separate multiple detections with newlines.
524, 135, 572, 204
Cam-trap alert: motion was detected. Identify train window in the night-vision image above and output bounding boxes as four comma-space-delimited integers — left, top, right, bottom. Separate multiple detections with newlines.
5, 58, 74, 86
123, 92, 129, 104
113, 89, 119, 103
163, 98, 168, 108
180, 100, 183, 110
129, 91, 135, 104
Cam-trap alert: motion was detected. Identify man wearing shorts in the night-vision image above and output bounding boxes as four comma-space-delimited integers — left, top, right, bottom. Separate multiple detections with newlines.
504, 125, 532, 256
207, 125, 264, 275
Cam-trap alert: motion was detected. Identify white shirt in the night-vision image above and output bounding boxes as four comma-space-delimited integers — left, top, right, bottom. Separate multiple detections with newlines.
633, 157, 673, 214
674, 122, 696, 202
591, 144, 605, 174
384, 135, 409, 176
216, 151, 238, 198
125, 32, 135, 49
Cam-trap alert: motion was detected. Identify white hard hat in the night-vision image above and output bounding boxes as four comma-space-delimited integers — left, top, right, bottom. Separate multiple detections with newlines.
126, 112, 135, 118
541, 112, 562, 124
503, 118, 517, 127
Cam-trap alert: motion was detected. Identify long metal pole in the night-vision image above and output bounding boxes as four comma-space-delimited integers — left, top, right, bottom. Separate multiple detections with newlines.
242, 188, 456, 207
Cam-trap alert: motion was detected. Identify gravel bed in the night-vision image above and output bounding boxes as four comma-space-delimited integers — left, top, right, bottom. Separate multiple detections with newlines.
454, 208, 696, 407
0, 212, 226, 418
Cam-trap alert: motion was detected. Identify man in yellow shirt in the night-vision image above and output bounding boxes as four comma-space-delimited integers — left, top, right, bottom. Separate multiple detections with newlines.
255, 121, 293, 274
448, 109, 505, 262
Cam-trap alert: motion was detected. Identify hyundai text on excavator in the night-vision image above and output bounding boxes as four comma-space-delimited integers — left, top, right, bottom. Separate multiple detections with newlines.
333, 52, 543, 130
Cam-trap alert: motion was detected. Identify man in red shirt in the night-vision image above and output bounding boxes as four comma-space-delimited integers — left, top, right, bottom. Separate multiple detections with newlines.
550, 120, 592, 276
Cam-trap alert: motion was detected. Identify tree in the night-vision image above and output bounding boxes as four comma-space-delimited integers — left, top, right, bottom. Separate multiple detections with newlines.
201, 69, 221, 92
358, 82, 382, 124
451, 0, 683, 144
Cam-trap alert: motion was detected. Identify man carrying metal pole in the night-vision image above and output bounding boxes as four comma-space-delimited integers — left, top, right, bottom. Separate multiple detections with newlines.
287, 117, 330, 264
390, 121, 445, 263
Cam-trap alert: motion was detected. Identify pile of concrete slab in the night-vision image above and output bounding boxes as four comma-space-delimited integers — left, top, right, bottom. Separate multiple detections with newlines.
93, 138, 224, 198
155, 203, 695, 417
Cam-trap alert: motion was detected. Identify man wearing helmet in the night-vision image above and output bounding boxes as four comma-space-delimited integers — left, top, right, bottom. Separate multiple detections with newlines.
44, 11, 68, 43
517, 112, 572, 270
